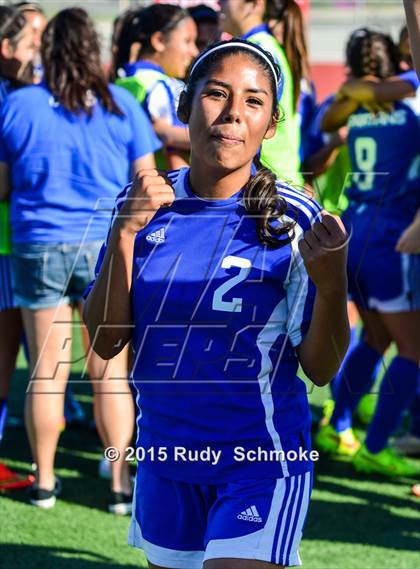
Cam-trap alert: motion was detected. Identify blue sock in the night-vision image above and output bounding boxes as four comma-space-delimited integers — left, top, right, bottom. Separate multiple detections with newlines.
410, 390, 420, 438
365, 357, 420, 453
330, 325, 360, 400
331, 340, 382, 432
0, 398, 8, 442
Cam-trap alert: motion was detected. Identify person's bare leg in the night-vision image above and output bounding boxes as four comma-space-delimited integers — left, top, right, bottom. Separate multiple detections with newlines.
88, 347, 133, 494
358, 309, 392, 356
0, 308, 22, 399
23, 304, 72, 490
80, 314, 134, 494
379, 311, 420, 363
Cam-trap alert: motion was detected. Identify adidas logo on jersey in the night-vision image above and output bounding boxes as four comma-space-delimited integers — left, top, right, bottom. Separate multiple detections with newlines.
146, 228, 165, 244
237, 506, 262, 523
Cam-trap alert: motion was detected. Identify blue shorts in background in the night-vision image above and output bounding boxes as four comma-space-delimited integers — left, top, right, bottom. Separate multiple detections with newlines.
343, 206, 420, 313
11, 241, 102, 310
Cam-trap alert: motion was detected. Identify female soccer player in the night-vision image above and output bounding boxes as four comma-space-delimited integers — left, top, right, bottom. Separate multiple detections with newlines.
0, 8, 160, 510
317, 29, 420, 477
84, 39, 349, 569
0, 4, 35, 443
115, 3, 198, 169
219, 0, 304, 185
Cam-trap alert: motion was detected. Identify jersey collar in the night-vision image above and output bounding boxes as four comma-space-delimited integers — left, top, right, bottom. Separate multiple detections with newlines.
123, 60, 165, 78
241, 23, 271, 41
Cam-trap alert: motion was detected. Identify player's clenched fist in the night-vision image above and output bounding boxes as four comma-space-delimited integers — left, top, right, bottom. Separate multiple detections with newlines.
118, 169, 175, 235
298, 213, 349, 297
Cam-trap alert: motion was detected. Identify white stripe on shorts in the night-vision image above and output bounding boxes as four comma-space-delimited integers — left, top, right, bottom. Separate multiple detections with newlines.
204, 471, 312, 567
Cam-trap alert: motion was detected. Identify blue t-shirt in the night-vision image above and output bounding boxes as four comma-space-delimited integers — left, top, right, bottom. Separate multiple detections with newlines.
346, 100, 420, 219
0, 83, 161, 244
87, 167, 322, 483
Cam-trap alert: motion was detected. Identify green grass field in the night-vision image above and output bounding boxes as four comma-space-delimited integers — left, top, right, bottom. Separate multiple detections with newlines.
1, 325, 419, 569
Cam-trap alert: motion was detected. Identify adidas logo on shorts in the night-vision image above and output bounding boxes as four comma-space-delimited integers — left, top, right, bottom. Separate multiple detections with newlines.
237, 505, 262, 523
146, 228, 165, 244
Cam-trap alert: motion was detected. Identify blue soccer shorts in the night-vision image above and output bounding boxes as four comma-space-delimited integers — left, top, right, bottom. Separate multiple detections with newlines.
343, 208, 420, 313
128, 467, 313, 568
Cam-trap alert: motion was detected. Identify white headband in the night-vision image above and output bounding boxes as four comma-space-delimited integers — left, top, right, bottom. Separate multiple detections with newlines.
189, 41, 281, 87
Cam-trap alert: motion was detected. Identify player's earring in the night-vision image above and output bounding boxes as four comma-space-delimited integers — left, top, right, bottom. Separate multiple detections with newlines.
177, 91, 190, 124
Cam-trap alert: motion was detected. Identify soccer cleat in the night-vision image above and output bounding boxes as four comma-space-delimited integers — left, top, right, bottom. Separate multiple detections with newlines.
392, 434, 420, 457
29, 477, 62, 509
319, 398, 335, 427
108, 491, 132, 516
353, 445, 420, 478
315, 424, 360, 457
355, 394, 377, 425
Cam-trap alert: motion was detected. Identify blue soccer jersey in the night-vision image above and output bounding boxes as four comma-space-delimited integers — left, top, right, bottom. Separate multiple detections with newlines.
346, 101, 420, 218
88, 167, 322, 483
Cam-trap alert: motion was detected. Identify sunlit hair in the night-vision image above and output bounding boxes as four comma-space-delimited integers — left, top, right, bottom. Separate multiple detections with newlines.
15, 2, 45, 16
0, 5, 27, 50
180, 39, 296, 249
346, 28, 401, 79
265, 0, 310, 112
41, 8, 122, 116
0, 5, 33, 84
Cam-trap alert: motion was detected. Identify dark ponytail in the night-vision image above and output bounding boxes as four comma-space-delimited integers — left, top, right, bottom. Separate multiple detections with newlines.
41, 8, 123, 116
244, 159, 295, 247
179, 40, 295, 249
109, 8, 143, 82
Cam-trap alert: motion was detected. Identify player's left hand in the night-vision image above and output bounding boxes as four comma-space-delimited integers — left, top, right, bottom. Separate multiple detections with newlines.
298, 213, 349, 297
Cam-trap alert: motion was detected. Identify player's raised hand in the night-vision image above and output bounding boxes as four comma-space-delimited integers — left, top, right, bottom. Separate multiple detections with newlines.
298, 213, 349, 297
118, 169, 175, 235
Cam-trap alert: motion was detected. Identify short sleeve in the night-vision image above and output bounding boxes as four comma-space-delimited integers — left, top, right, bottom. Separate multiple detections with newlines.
127, 100, 162, 161
284, 241, 316, 347
146, 82, 174, 123
113, 86, 162, 161
279, 187, 323, 347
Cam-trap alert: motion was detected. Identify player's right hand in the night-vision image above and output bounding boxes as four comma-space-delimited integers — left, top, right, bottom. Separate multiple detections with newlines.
117, 169, 175, 235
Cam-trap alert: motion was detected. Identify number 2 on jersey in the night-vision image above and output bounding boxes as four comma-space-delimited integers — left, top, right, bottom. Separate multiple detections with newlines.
353, 136, 377, 191
212, 256, 252, 313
